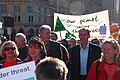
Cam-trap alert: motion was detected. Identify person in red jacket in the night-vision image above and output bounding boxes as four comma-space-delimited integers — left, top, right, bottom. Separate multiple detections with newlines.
0, 41, 22, 68
87, 37, 120, 80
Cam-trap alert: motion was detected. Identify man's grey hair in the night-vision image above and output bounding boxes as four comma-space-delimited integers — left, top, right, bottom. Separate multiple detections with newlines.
39, 25, 51, 33
15, 33, 27, 41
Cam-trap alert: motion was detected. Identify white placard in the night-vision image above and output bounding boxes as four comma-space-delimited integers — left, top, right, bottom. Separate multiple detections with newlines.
0, 61, 36, 80
0, 22, 2, 28
54, 10, 110, 40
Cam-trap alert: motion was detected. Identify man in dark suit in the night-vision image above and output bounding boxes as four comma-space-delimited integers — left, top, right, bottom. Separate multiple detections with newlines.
39, 25, 69, 64
70, 28, 101, 80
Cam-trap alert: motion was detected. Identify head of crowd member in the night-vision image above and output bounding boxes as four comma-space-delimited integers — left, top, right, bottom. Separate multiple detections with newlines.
24, 36, 46, 65
39, 25, 51, 45
35, 57, 68, 80
79, 28, 90, 47
1, 36, 7, 44
91, 38, 100, 46
15, 33, 27, 49
50, 31, 58, 41
101, 38, 120, 64
61, 39, 70, 50
0, 41, 21, 68
0, 41, 19, 59
69, 38, 76, 48
86, 38, 120, 80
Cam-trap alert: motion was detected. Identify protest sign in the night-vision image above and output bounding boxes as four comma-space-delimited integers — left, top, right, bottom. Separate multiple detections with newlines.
54, 10, 110, 40
0, 61, 36, 80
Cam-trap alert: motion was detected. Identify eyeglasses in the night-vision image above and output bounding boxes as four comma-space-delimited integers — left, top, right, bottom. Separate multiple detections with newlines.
4, 47, 16, 51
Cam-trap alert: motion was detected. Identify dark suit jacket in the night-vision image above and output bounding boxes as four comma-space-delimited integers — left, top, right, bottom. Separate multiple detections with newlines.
47, 40, 69, 64
70, 43, 101, 80
18, 45, 28, 60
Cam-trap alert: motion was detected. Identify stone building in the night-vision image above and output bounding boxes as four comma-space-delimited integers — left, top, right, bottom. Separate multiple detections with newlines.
0, 0, 68, 38
0, 0, 119, 39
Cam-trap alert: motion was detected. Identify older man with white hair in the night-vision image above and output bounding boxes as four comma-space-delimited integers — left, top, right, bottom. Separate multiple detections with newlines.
39, 25, 69, 64
15, 33, 28, 60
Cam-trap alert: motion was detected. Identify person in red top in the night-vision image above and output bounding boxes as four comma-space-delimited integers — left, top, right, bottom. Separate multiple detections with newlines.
23, 36, 47, 65
87, 38, 120, 80
0, 41, 21, 68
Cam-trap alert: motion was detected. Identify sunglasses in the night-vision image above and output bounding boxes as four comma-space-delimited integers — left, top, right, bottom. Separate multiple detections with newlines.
4, 47, 16, 51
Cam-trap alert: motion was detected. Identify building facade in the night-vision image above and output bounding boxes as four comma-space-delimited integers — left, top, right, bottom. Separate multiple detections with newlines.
0, 0, 68, 38
0, 0, 119, 40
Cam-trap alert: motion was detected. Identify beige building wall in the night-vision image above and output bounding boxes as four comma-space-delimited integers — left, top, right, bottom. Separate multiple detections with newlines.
0, 0, 68, 36
1, 0, 119, 37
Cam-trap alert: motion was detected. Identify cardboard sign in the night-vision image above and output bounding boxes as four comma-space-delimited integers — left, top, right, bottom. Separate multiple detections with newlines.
0, 61, 36, 80
54, 10, 110, 40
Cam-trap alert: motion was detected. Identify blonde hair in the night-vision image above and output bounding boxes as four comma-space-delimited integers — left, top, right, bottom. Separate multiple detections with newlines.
0, 41, 19, 58
100, 38, 120, 64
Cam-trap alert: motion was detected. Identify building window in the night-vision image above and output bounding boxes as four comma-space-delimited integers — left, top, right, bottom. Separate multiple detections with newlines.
0, 4, 6, 13
43, 7, 47, 23
14, 15, 17, 22
14, 4, 20, 14
28, 4, 34, 13
28, 15, 34, 23
44, 16, 47, 24
41, 0, 49, 2
14, 15, 20, 22
18, 15, 20, 22
38, 6, 41, 14
59, 6, 62, 13
44, 7, 47, 14
38, 16, 41, 24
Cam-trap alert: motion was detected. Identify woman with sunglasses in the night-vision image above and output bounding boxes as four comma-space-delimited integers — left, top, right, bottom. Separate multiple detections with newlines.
0, 41, 22, 68
87, 38, 120, 80
23, 36, 47, 65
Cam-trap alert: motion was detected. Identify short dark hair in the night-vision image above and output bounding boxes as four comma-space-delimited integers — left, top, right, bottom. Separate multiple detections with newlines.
28, 36, 47, 57
28, 36, 45, 50
51, 31, 57, 38
35, 57, 68, 80
91, 38, 100, 44
79, 28, 90, 35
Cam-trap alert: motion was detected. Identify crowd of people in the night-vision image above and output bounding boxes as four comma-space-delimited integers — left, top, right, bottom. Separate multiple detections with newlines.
0, 24, 120, 80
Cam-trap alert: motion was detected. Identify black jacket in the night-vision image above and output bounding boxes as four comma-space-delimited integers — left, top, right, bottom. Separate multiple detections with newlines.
46, 40, 69, 64
70, 43, 101, 80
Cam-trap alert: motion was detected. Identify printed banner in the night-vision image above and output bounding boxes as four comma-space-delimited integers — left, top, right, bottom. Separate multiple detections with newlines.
0, 61, 36, 80
54, 10, 110, 40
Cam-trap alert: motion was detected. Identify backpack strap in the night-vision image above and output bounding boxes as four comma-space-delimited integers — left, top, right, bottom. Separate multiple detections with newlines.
0, 60, 5, 68
60, 44, 63, 60
96, 60, 100, 80
16, 58, 22, 64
